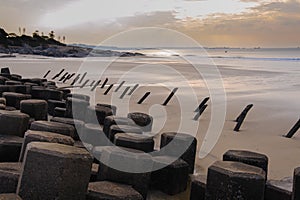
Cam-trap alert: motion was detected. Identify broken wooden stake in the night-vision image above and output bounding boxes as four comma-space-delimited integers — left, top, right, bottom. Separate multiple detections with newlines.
162, 88, 178, 106
128, 84, 139, 95
90, 80, 96, 87
59, 72, 69, 82
78, 72, 87, 84
193, 104, 208, 120
52, 69, 65, 80
138, 92, 151, 104
195, 97, 210, 112
104, 84, 114, 95
235, 104, 254, 122
120, 87, 131, 99
71, 74, 80, 85
285, 119, 300, 138
101, 78, 108, 88
80, 79, 89, 88
114, 81, 125, 92
234, 104, 253, 132
63, 73, 75, 83
91, 80, 101, 92
43, 70, 51, 78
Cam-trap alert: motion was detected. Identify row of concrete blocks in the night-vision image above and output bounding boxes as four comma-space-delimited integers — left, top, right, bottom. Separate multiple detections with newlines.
0, 129, 197, 199
190, 150, 300, 200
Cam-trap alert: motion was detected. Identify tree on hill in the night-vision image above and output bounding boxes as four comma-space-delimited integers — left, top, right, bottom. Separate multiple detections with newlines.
33, 30, 40, 37
63, 36, 66, 43
22, 28, 26, 35
18, 27, 22, 35
49, 31, 55, 39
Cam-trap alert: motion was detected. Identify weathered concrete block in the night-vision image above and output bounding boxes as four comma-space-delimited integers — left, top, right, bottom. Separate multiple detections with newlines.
98, 147, 153, 199
19, 130, 74, 162
205, 161, 265, 200
114, 133, 154, 153
31, 88, 63, 101
47, 100, 66, 116
30, 120, 75, 137
17, 142, 93, 200
97, 103, 117, 115
0, 67, 10, 75
58, 88, 71, 100
0, 76, 9, 85
0, 110, 29, 137
0, 104, 5, 110
10, 74, 22, 81
2, 92, 31, 109
160, 132, 197, 174
87, 181, 143, 200
0, 97, 6, 105
82, 123, 110, 146
65, 97, 90, 121
8, 85, 28, 94
223, 150, 269, 179
190, 174, 206, 200
50, 117, 84, 140
66, 93, 90, 102
151, 156, 189, 195
20, 99, 48, 120
5, 80, 22, 85
103, 116, 135, 136
0, 162, 21, 194
53, 107, 66, 117
127, 112, 153, 132
265, 177, 292, 200
293, 167, 300, 200
109, 125, 143, 142
0, 135, 23, 162
85, 105, 113, 125
0, 193, 22, 200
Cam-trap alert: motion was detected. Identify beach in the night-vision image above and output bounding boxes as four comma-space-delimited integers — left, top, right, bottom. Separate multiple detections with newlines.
0, 48, 300, 199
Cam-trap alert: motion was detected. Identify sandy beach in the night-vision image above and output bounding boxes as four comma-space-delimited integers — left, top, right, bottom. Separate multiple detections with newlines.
0, 53, 299, 199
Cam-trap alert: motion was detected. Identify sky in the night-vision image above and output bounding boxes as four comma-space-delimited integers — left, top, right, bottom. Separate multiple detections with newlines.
0, 0, 300, 47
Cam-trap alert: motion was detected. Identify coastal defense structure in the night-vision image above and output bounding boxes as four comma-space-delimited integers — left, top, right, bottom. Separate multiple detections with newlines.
162, 87, 178, 106
285, 118, 300, 138
234, 104, 253, 131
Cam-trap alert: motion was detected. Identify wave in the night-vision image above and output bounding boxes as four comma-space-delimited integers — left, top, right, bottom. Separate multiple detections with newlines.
182, 55, 300, 62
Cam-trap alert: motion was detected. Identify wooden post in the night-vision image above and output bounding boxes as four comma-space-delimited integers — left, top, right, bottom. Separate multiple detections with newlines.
90, 80, 96, 87
63, 73, 75, 83
71, 74, 80, 85
162, 88, 178, 106
43, 70, 51, 78
235, 104, 254, 122
78, 72, 87, 84
193, 104, 208, 121
90, 80, 101, 92
52, 69, 65, 80
104, 84, 114, 95
101, 78, 108, 88
234, 104, 253, 132
138, 92, 150, 104
285, 119, 300, 138
80, 79, 89, 88
128, 84, 139, 95
59, 72, 68, 81
114, 81, 125, 92
195, 97, 210, 112
120, 87, 131, 99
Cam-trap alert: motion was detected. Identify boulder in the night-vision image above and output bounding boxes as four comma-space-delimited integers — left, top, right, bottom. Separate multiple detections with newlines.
53, 107, 66, 117
127, 112, 153, 132
47, 100, 65, 116
65, 97, 89, 121
85, 105, 113, 125
50, 117, 84, 140
0, 162, 22, 194
114, 133, 154, 153
0, 135, 23, 162
109, 125, 143, 142
2, 92, 31, 109
30, 120, 75, 137
190, 174, 206, 200
20, 99, 48, 120
103, 116, 135, 136
82, 123, 110, 146
0, 110, 29, 137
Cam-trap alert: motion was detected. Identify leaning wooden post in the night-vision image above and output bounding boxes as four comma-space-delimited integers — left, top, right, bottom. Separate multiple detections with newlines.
78, 72, 87, 84
193, 104, 208, 121
120, 87, 131, 99
91, 80, 101, 92
63, 73, 75, 83
90, 80, 96, 87
128, 84, 139, 95
104, 84, 114, 95
114, 81, 125, 92
80, 79, 89, 88
235, 104, 254, 122
101, 78, 108, 88
234, 104, 254, 132
138, 92, 151, 104
43, 70, 51, 78
195, 97, 210, 112
52, 69, 65, 80
162, 88, 178, 106
285, 119, 300, 138
71, 74, 81, 85
59, 72, 69, 81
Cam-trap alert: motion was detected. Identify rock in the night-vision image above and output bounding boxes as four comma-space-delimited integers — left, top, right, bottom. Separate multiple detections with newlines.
127, 112, 153, 132
31, 88, 63, 101
0, 85, 9, 96
293, 167, 300, 200
17, 142, 93, 200
19, 130, 74, 162
5, 80, 22, 85
0, 103, 5, 110
0, 162, 22, 194
20, 99, 48, 120
103, 116, 135, 137
0, 97, 6, 105
0, 77, 9, 85
0, 194, 22, 200
190, 174, 206, 200
1, 67, 10, 75
109, 125, 143, 142
151, 156, 189, 195
0, 110, 29, 137
90, 163, 99, 182
85, 105, 113, 125
160, 132, 197, 174
82, 123, 110, 146
30, 120, 75, 137
8, 85, 29, 94
87, 181, 143, 200
58, 88, 71, 100
47, 99, 66, 116
65, 97, 90, 121
265, 177, 292, 200
97, 103, 117, 115
66, 93, 90, 102
2, 92, 31, 109
50, 117, 84, 140
98, 147, 153, 199
114, 133, 154, 153
53, 107, 66, 117
223, 150, 269, 179
205, 161, 265, 200
0, 135, 23, 162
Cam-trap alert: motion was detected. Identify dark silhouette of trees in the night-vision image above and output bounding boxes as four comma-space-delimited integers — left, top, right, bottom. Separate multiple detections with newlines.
49, 31, 55, 39
33, 30, 39, 37
22, 28, 26, 35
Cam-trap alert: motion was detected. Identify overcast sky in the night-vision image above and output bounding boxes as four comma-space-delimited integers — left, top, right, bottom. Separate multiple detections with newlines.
1, 0, 299, 47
